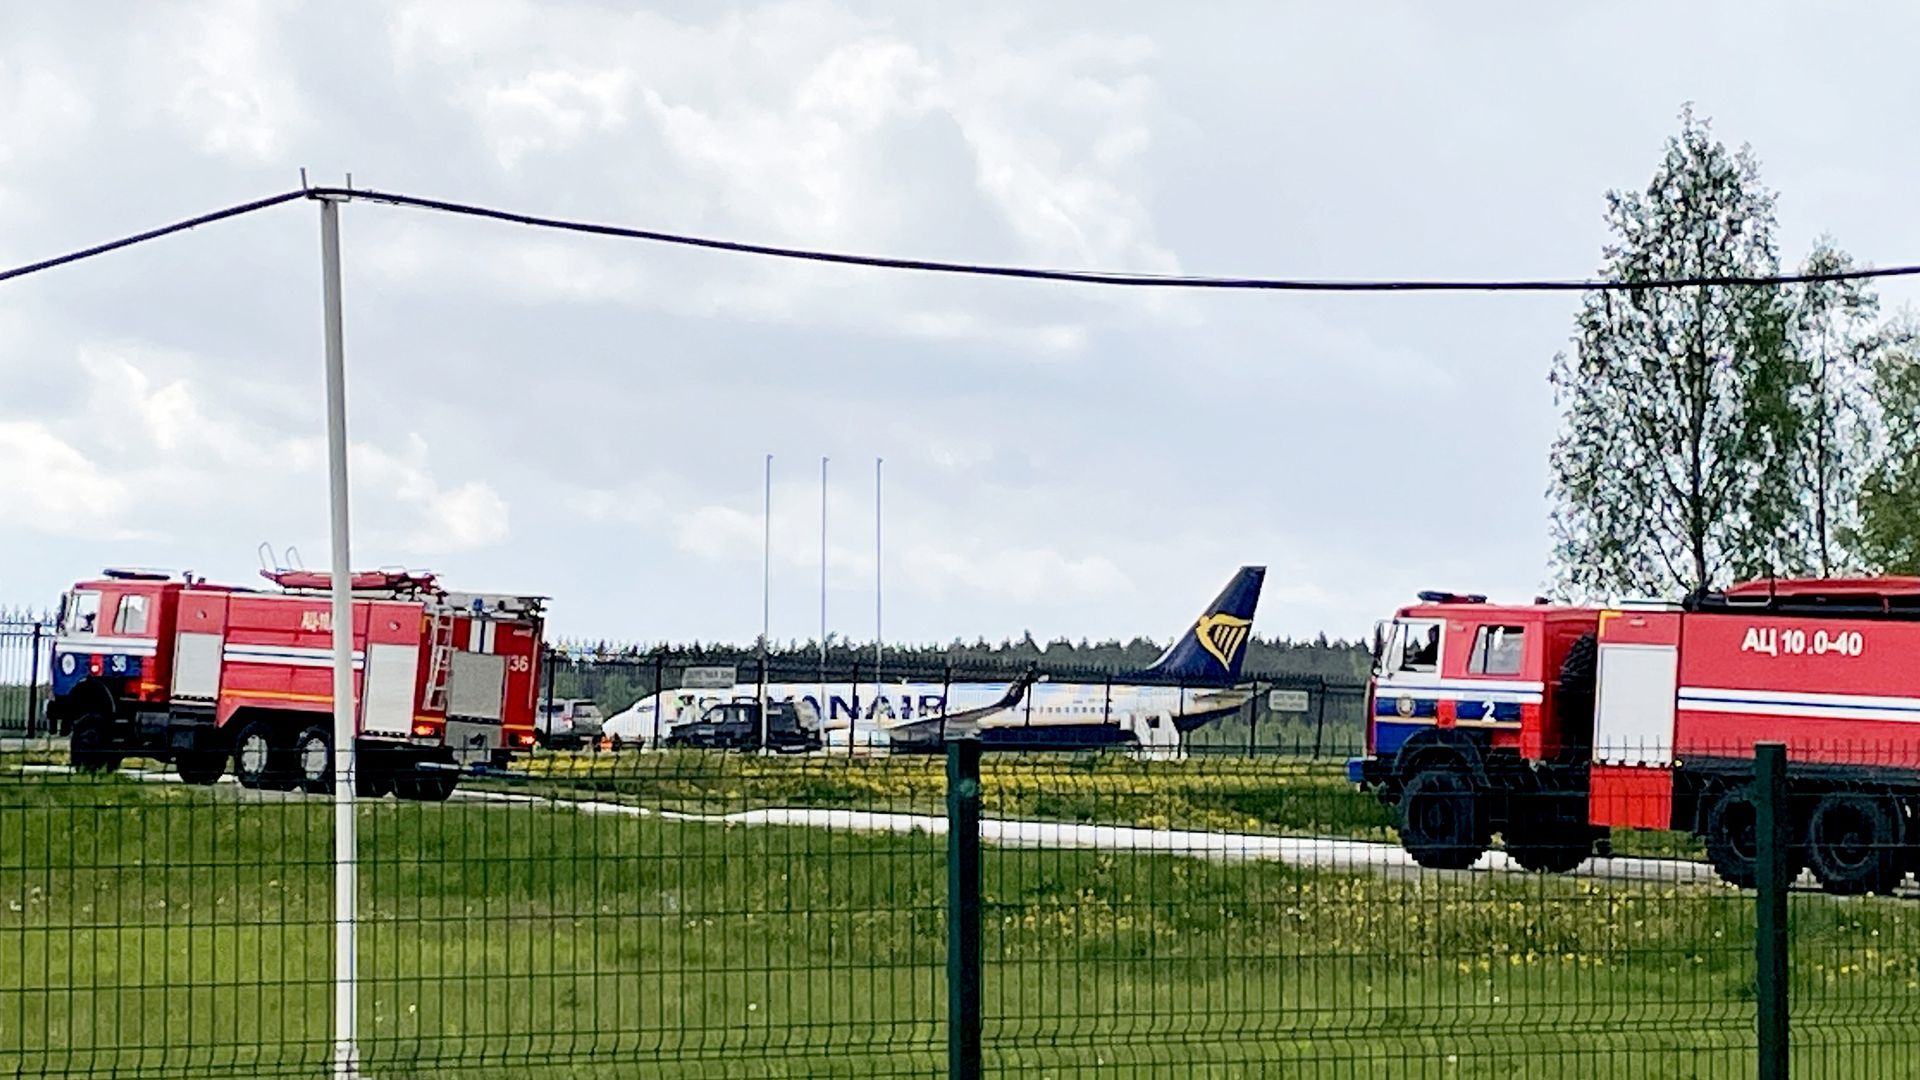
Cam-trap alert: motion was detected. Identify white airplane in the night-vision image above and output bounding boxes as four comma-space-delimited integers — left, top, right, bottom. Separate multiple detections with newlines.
600, 567, 1265, 755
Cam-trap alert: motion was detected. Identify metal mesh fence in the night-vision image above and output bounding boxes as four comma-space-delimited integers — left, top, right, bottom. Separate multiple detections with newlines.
7, 670, 1920, 1076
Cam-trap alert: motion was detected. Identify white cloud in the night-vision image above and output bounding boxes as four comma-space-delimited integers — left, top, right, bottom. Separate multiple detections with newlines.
568, 484, 668, 527
663, 476, 1131, 608
1, 345, 511, 557
0, 53, 90, 245
480, 67, 635, 169
898, 541, 1130, 602
285, 435, 513, 554
0, 57, 90, 166
674, 504, 761, 562
369, 0, 1178, 355
0, 421, 129, 530
139, 0, 307, 162
421, 481, 512, 550
74, 345, 262, 466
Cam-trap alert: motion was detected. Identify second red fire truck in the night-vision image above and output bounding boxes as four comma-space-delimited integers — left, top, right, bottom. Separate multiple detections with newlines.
1350, 579, 1920, 895
48, 567, 546, 800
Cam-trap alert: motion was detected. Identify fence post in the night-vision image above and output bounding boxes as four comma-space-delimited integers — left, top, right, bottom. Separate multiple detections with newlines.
756, 654, 768, 753
851, 657, 862, 755
1754, 741, 1789, 1080
542, 645, 557, 754
1311, 678, 1329, 761
652, 651, 664, 747
1245, 680, 1259, 758
946, 737, 983, 1080
940, 662, 953, 742
27, 621, 44, 738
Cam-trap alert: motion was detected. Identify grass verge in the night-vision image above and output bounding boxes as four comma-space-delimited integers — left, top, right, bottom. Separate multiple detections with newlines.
2, 772, 1917, 1077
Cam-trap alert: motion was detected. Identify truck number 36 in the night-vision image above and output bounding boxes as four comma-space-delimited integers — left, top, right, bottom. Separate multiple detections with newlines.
506, 655, 532, 673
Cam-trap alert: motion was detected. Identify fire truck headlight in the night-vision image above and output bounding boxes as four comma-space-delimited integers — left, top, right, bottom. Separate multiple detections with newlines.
412, 722, 439, 738
515, 732, 535, 748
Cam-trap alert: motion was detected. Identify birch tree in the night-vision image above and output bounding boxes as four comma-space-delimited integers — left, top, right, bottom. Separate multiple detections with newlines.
1788, 240, 1880, 575
1848, 319, 1920, 573
1549, 108, 1802, 598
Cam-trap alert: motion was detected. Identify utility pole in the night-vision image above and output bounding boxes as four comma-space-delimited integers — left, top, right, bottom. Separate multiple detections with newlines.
761, 453, 771, 751
316, 192, 362, 1080
875, 457, 883, 736
820, 456, 830, 751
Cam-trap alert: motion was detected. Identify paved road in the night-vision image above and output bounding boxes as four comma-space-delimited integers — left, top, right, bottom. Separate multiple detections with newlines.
12, 760, 1775, 891
0, 736, 59, 754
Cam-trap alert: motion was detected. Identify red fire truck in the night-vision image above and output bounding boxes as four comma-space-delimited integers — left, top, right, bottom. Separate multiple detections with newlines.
1349, 580, 1920, 895
48, 567, 546, 800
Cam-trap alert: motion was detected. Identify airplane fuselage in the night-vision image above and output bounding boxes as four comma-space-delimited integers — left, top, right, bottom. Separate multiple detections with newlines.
602, 679, 1253, 752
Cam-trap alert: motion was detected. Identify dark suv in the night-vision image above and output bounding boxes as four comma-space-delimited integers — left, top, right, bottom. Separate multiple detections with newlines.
664, 701, 821, 753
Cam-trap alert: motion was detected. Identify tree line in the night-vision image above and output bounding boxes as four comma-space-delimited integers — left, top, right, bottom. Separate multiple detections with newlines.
550, 632, 1371, 682
1551, 105, 1920, 598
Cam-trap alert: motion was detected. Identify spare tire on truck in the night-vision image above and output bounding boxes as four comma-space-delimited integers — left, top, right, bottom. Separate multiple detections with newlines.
1555, 632, 1598, 757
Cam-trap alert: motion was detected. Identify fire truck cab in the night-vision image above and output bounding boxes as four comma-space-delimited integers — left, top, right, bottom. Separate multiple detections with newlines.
1352, 580, 1920, 895
49, 567, 546, 800
1348, 591, 1607, 874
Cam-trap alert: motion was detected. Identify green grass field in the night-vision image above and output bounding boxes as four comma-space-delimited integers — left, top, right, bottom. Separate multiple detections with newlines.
4, 759, 1919, 1077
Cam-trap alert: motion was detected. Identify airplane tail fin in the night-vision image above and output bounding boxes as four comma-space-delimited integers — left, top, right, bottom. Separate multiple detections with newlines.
1135, 566, 1265, 685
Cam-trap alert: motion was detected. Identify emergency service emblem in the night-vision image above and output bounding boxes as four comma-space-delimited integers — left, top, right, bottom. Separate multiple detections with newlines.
1194, 613, 1252, 671
1396, 695, 1415, 718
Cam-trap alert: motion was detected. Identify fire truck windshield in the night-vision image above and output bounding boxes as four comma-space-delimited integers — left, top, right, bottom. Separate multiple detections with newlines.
60, 590, 100, 635
1376, 620, 1441, 675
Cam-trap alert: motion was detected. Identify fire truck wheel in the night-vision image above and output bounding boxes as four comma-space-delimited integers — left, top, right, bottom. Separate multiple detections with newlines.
233, 721, 292, 791
1704, 788, 1801, 889
354, 764, 393, 799
68, 718, 122, 775
1503, 792, 1593, 874
174, 749, 227, 786
395, 768, 457, 802
1806, 792, 1905, 896
293, 726, 333, 795
1398, 768, 1489, 870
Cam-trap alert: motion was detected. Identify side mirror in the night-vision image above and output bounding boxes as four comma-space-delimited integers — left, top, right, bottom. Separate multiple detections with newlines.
1370, 621, 1388, 661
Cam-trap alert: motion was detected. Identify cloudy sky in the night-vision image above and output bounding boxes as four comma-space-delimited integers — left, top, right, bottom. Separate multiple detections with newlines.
4, 1, 1919, 647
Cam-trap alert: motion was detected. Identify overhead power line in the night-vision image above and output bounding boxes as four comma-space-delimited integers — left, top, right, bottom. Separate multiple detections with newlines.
0, 190, 308, 284
4, 184, 1920, 294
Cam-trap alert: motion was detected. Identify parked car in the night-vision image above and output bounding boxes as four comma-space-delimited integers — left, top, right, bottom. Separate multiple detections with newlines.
535, 699, 605, 750
664, 701, 820, 753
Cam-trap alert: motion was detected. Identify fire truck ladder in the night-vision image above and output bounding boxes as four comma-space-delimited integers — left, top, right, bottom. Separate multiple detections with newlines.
422, 613, 457, 712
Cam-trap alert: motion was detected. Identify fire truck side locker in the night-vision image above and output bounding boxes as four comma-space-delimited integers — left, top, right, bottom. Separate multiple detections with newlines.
1585, 610, 1681, 832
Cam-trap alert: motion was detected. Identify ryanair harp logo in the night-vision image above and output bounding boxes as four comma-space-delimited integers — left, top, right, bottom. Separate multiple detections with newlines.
1194, 613, 1252, 671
